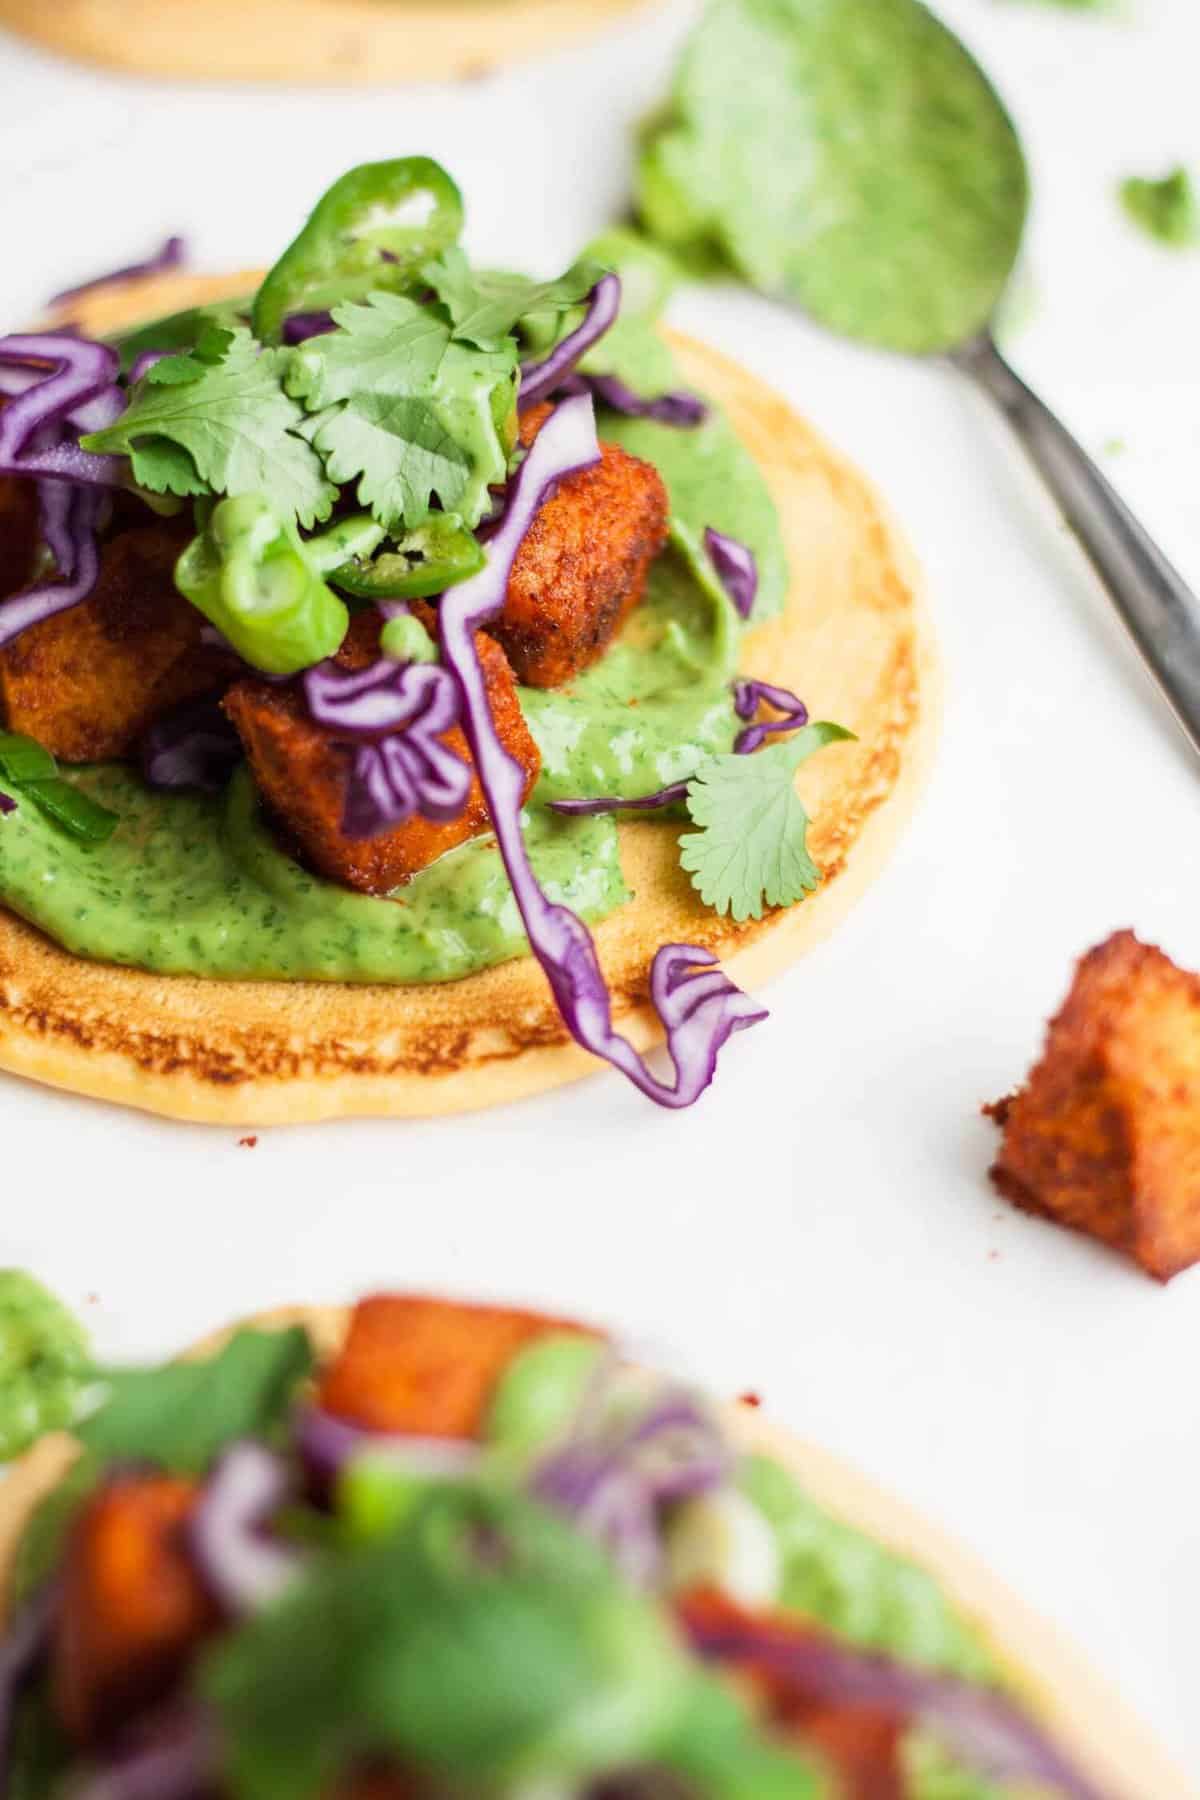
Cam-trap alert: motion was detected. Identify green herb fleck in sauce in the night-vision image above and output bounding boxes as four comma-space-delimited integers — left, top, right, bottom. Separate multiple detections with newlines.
1119, 167, 1199, 249
0, 1270, 92, 1461
636, 0, 1029, 354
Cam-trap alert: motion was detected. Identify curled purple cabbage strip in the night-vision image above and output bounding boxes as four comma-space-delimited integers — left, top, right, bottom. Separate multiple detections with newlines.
50, 235, 186, 308
551, 679, 809, 816
733, 678, 808, 754
438, 391, 767, 1108
0, 790, 15, 816
303, 657, 471, 839
685, 1615, 1106, 1800
0, 335, 125, 488
187, 1442, 301, 1619
0, 484, 103, 651
71, 1708, 217, 1800
705, 526, 758, 620
282, 311, 335, 346
519, 273, 622, 411
296, 1406, 480, 1508
140, 696, 242, 795
573, 371, 708, 429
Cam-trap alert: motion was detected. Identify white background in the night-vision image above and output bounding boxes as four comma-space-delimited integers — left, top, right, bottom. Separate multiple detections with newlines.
1, 0, 1198, 1780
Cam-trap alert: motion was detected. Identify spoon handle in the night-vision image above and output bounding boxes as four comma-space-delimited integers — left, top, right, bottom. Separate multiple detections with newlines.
953, 330, 1200, 760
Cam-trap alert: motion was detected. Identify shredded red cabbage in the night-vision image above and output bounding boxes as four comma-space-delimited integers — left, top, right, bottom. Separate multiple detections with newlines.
296, 1406, 480, 1507
0, 335, 125, 489
684, 1608, 1106, 1800
187, 1443, 301, 1618
303, 658, 471, 839
438, 392, 767, 1107
0, 1585, 54, 1792
0, 484, 102, 651
550, 679, 809, 816
705, 526, 758, 620
533, 1386, 727, 1584
282, 311, 335, 346
571, 372, 708, 429
71, 1709, 215, 1800
0, 790, 14, 816
140, 696, 242, 794
518, 274, 622, 410
50, 235, 186, 309
733, 678, 808, 754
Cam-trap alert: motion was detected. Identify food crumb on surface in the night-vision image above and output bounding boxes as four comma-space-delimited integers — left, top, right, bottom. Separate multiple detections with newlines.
738, 1390, 763, 1408
237, 1135, 258, 1149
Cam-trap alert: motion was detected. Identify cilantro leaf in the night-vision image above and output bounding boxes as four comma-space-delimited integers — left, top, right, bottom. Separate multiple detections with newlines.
679, 722, 854, 922
82, 328, 335, 529
76, 1326, 313, 1475
423, 248, 605, 351
286, 293, 516, 531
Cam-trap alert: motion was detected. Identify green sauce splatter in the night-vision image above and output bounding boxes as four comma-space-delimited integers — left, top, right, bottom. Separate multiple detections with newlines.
636, 0, 1029, 353
0, 1271, 92, 1461
1119, 167, 1199, 248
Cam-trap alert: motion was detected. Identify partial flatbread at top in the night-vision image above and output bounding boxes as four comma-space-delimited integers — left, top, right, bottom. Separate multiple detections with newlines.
0, 1302, 1189, 1800
0, 0, 652, 84
0, 270, 938, 1124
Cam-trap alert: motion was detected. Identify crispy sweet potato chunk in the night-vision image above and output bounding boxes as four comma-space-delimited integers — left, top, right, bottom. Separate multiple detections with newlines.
224, 613, 539, 894
0, 521, 236, 761
989, 930, 1200, 1281
52, 1474, 218, 1744
0, 475, 39, 601
490, 405, 669, 688
318, 1293, 596, 1438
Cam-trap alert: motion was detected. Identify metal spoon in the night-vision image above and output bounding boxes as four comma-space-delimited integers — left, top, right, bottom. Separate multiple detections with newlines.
949, 328, 1200, 759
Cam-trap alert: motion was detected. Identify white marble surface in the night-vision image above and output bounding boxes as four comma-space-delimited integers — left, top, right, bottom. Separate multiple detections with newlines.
1, 0, 1199, 1780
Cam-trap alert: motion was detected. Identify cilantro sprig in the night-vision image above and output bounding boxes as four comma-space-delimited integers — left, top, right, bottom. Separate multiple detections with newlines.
83, 327, 336, 530
679, 722, 854, 922
423, 248, 605, 351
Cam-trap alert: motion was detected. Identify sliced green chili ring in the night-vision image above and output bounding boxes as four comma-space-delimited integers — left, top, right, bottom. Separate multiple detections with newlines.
330, 516, 485, 600
252, 157, 465, 346
0, 731, 57, 785
303, 514, 387, 578
22, 780, 119, 843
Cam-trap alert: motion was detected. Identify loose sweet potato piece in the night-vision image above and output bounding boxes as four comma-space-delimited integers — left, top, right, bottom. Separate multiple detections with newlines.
318, 1294, 596, 1438
0, 521, 236, 761
490, 405, 669, 688
224, 614, 539, 895
0, 475, 39, 601
989, 930, 1200, 1281
52, 1474, 218, 1744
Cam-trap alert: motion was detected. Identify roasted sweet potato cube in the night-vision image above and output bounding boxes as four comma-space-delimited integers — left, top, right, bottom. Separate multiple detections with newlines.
490, 404, 669, 688
224, 618, 539, 895
52, 1474, 217, 1744
318, 1293, 597, 1437
0, 521, 236, 761
989, 930, 1200, 1281
0, 475, 39, 602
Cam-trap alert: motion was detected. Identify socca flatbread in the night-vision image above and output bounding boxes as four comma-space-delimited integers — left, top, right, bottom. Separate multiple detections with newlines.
0, 1302, 1189, 1799
0, 271, 939, 1124
0, 0, 650, 84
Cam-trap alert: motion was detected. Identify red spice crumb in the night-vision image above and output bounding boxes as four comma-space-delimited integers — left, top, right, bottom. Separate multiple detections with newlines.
238, 1135, 259, 1149
987, 1249, 1000, 1261
738, 1391, 763, 1408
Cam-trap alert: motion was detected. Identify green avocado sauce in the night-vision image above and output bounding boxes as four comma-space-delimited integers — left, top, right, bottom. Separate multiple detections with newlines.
0, 334, 783, 986
637, 0, 1029, 354
0, 1271, 92, 1462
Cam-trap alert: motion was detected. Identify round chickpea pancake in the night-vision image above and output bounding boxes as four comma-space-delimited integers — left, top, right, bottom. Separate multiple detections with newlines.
0, 159, 937, 1124
0, 0, 650, 84
0, 1285, 1186, 1797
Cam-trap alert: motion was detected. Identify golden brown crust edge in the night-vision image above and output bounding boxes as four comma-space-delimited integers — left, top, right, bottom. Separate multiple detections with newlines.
0, 0, 653, 85
0, 273, 940, 1124
0, 1302, 1188, 1799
